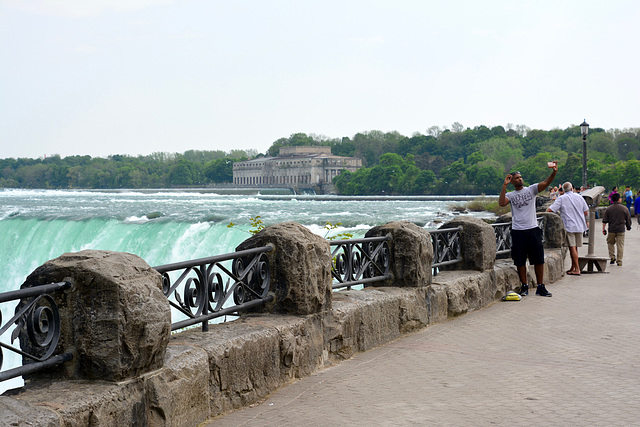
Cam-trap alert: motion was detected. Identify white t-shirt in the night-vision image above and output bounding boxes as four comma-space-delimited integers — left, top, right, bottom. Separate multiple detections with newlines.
548, 192, 589, 233
505, 183, 539, 230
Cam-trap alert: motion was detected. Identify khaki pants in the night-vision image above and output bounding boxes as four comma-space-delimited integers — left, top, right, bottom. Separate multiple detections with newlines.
606, 232, 625, 262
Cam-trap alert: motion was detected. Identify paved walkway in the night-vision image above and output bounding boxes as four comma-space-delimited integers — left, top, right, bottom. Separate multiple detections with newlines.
208, 219, 640, 426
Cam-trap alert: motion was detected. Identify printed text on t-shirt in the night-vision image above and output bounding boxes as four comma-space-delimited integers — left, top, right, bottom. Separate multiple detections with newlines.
509, 191, 534, 209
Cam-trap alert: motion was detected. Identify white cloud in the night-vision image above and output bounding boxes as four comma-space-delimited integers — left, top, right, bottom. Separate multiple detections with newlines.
1, 0, 173, 17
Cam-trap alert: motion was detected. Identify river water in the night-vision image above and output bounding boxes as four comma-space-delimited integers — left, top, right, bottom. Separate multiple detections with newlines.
0, 189, 494, 391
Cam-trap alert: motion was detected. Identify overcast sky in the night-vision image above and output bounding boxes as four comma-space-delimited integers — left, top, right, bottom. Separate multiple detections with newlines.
1, 0, 638, 159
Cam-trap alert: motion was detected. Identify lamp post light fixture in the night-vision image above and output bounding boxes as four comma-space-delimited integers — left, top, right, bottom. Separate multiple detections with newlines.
580, 119, 589, 188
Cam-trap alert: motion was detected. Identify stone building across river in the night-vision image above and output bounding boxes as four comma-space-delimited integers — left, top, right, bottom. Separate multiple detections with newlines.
232, 146, 362, 194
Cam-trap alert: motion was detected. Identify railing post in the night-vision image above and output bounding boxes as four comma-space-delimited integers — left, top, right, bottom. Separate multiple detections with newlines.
440, 217, 496, 271
18, 250, 171, 382
364, 221, 433, 287
537, 212, 565, 248
236, 222, 332, 315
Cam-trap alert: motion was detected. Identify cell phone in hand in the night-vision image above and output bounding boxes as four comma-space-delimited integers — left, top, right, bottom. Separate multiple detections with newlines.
547, 161, 556, 167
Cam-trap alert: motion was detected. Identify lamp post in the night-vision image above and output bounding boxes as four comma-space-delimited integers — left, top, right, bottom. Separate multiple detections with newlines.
580, 120, 589, 188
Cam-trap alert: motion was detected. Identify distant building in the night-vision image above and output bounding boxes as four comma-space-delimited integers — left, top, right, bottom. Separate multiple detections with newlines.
232, 146, 362, 194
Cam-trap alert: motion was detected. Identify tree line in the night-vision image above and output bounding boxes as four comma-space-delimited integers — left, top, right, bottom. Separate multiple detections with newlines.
329, 124, 640, 195
0, 150, 254, 189
2, 124, 639, 194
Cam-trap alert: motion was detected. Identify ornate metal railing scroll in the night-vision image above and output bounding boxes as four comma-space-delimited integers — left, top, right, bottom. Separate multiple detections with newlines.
429, 226, 463, 276
493, 222, 513, 256
0, 281, 73, 383
153, 245, 274, 332
330, 236, 391, 290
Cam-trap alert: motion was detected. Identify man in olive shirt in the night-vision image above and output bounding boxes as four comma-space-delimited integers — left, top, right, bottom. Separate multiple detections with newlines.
602, 192, 632, 266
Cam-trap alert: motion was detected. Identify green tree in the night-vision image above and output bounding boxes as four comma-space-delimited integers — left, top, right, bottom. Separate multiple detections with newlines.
512, 152, 553, 187
623, 160, 640, 189
466, 160, 504, 194
555, 154, 582, 186
437, 159, 472, 194
205, 158, 234, 183
331, 137, 356, 157
477, 136, 523, 172
169, 160, 201, 186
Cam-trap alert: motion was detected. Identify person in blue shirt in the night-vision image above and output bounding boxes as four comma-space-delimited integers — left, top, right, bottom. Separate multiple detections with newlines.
635, 190, 640, 228
624, 186, 633, 210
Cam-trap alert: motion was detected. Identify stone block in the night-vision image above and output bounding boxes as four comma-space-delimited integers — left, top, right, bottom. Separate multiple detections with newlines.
380, 287, 429, 334
9, 379, 148, 426
145, 345, 211, 427
440, 217, 496, 271
325, 287, 431, 361
539, 211, 566, 248
0, 396, 60, 426
324, 292, 361, 361
20, 250, 171, 382
325, 289, 400, 354
272, 315, 325, 380
365, 221, 433, 287
433, 270, 495, 317
543, 248, 566, 284
493, 259, 520, 295
426, 284, 449, 324
168, 313, 325, 417
237, 222, 332, 315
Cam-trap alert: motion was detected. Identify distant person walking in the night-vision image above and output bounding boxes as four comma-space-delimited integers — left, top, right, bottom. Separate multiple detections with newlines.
602, 193, 632, 266
624, 186, 633, 210
499, 161, 557, 297
547, 182, 589, 275
635, 190, 640, 228
608, 187, 618, 204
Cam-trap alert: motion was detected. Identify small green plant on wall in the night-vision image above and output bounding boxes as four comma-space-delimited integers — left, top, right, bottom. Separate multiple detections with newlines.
227, 215, 265, 235
228, 217, 353, 240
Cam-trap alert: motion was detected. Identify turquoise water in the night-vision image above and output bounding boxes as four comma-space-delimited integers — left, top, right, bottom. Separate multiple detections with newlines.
0, 189, 493, 292
0, 189, 492, 391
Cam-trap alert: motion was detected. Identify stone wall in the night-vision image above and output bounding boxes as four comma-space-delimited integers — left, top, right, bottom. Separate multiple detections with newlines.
0, 220, 567, 426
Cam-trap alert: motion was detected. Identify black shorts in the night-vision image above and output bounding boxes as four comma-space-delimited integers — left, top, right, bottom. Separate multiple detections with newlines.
511, 227, 544, 266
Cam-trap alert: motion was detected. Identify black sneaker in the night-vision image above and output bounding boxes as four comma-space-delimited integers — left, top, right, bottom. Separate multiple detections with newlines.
610, 258, 616, 265
520, 283, 529, 296
536, 284, 552, 297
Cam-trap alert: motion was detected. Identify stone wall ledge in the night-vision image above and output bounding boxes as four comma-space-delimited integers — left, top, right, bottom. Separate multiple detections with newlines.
1, 249, 565, 426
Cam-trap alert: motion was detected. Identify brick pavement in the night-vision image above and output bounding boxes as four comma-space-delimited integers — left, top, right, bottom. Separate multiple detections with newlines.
207, 219, 640, 426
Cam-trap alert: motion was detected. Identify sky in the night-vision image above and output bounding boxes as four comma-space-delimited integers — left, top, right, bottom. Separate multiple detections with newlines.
1, 0, 638, 159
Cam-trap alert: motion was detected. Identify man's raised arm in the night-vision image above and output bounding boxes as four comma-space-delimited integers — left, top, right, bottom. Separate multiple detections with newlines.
499, 174, 512, 207
538, 161, 558, 192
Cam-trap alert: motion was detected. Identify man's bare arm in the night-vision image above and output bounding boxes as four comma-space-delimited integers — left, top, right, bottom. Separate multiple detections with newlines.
537, 161, 558, 192
499, 174, 512, 207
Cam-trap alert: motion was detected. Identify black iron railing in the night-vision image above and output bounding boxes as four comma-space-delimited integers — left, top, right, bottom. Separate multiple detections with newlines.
154, 245, 274, 332
429, 226, 463, 276
493, 216, 545, 256
538, 216, 546, 242
0, 281, 73, 382
330, 236, 391, 290
493, 222, 513, 255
